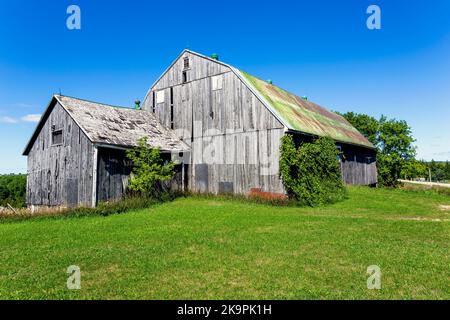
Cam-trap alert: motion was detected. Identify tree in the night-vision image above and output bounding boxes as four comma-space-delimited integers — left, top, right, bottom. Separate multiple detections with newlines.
280, 135, 346, 206
339, 112, 416, 187
377, 116, 416, 186
401, 160, 428, 180
0, 174, 27, 207
427, 160, 447, 182
125, 137, 176, 196
445, 161, 450, 181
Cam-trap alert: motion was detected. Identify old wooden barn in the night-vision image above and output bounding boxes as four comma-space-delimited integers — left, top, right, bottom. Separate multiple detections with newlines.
23, 95, 188, 208
24, 49, 376, 208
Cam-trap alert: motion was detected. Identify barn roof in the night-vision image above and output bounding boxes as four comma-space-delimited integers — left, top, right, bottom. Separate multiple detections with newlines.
23, 95, 189, 155
167, 50, 374, 149
237, 71, 374, 148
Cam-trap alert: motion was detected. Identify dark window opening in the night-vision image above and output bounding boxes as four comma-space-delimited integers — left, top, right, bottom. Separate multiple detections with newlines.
52, 130, 63, 145
336, 145, 342, 161
209, 111, 214, 119
152, 91, 156, 113
170, 87, 174, 129
183, 57, 189, 69
182, 71, 187, 83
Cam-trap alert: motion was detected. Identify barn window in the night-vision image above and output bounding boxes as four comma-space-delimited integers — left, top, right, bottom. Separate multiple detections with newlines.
182, 71, 188, 83
156, 90, 165, 104
212, 75, 223, 91
170, 87, 174, 129
52, 130, 63, 146
152, 91, 156, 112
183, 57, 189, 69
336, 145, 342, 162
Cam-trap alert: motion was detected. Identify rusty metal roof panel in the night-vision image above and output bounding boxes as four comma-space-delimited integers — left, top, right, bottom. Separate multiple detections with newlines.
55, 95, 189, 151
238, 71, 374, 148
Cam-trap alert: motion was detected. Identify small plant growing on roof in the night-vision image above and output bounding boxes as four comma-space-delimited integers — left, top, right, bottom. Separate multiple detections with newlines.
279, 135, 347, 206
126, 137, 176, 197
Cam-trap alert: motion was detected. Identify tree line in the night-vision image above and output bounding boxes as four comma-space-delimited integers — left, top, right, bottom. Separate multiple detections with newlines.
0, 174, 27, 208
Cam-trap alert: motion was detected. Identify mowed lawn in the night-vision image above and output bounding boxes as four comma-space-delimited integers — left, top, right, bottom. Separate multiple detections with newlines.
0, 187, 449, 299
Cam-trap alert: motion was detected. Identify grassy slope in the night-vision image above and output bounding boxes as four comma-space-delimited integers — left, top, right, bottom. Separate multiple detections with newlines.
0, 187, 448, 299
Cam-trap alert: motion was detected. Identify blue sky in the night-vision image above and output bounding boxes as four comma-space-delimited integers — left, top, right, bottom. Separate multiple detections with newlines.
0, 0, 449, 173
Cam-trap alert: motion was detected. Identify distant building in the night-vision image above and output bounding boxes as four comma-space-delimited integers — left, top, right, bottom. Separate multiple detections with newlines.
23, 50, 376, 208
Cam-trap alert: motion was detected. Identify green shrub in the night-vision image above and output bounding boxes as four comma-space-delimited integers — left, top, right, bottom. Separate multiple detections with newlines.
126, 137, 176, 197
280, 135, 347, 206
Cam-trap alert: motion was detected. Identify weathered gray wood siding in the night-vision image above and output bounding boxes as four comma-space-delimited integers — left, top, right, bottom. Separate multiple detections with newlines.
142, 52, 285, 194
340, 144, 377, 185
96, 147, 133, 203
26, 102, 94, 207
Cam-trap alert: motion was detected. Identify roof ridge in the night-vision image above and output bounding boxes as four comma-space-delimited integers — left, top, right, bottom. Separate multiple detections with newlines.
55, 94, 139, 111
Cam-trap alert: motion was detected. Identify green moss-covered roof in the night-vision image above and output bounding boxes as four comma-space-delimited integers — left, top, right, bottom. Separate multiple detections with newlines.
239, 71, 374, 148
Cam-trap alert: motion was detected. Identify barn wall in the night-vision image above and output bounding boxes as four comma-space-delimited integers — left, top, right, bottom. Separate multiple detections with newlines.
26, 102, 94, 207
340, 144, 377, 185
96, 147, 133, 203
142, 51, 285, 194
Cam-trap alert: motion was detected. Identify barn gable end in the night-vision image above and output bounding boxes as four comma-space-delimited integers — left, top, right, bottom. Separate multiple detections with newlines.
25, 99, 95, 207
142, 50, 286, 194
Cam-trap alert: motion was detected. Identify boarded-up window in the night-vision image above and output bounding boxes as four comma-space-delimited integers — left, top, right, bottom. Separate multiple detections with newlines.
156, 90, 165, 104
212, 75, 223, 91
152, 91, 156, 112
170, 87, 174, 129
52, 130, 63, 145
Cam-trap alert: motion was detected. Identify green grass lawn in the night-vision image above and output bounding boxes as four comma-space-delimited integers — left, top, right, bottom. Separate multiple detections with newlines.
0, 187, 449, 299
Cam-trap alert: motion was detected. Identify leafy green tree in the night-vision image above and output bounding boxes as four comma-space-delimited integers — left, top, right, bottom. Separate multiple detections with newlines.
126, 137, 176, 196
426, 160, 448, 182
401, 160, 428, 180
377, 116, 416, 186
280, 135, 346, 206
0, 174, 27, 207
445, 161, 450, 181
427, 160, 447, 182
